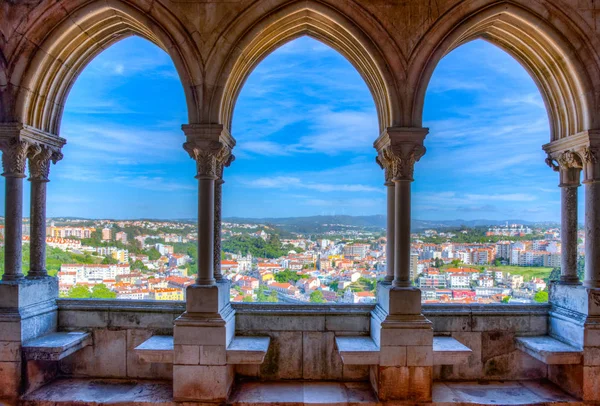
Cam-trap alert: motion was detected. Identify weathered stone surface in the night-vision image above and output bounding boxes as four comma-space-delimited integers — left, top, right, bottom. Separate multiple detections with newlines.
22, 331, 91, 361
380, 325, 433, 346
236, 314, 325, 331
24, 359, 57, 395
434, 332, 483, 380
0, 361, 21, 399
129, 332, 173, 379
380, 345, 406, 367
60, 329, 127, 378
434, 380, 578, 404
484, 350, 547, 380
258, 331, 303, 380
302, 332, 343, 380
407, 345, 433, 366
375, 365, 431, 401
59, 310, 109, 329
548, 364, 584, 399
335, 336, 379, 365
20, 378, 174, 405
0, 341, 20, 362
515, 336, 582, 365
226, 336, 269, 364
482, 331, 515, 363
174, 326, 225, 346
325, 315, 369, 332
432, 336, 471, 365
202, 344, 227, 365
174, 345, 200, 366
173, 364, 233, 402
583, 365, 600, 401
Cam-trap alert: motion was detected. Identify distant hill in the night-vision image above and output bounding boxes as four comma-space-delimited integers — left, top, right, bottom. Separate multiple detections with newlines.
223, 215, 554, 233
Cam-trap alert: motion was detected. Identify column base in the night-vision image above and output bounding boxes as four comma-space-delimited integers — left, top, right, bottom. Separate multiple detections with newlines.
174, 281, 235, 402
377, 284, 422, 315
370, 284, 432, 401
185, 279, 231, 314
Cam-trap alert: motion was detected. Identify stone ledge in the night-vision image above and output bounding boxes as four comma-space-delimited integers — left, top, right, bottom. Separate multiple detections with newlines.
335, 336, 379, 365
515, 336, 582, 365
432, 336, 472, 366
227, 336, 270, 364
134, 335, 174, 364
22, 331, 91, 361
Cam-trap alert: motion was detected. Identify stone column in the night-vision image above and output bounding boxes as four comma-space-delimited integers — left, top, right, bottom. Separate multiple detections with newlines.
371, 128, 432, 402
214, 156, 233, 281
384, 181, 395, 284
1, 139, 30, 281
582, 146, 600, 288
27, 145, 62, 278
546, 151, 582, 284
175, 125, 237, 403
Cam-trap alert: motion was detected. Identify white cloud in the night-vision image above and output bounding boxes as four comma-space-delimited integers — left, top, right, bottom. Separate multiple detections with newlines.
244, 176, 382, 193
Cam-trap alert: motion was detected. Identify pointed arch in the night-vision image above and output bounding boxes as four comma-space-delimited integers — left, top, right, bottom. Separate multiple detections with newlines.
409, 2, 598, 141
10, 0, 203, 135
208, 1, 403, 134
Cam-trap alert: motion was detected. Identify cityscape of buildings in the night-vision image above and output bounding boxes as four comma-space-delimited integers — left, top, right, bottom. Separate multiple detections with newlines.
0, 218, 577, 304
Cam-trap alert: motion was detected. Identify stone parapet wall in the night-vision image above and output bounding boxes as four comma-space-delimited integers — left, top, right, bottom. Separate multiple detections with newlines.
54, 300, 551, 382
56, 299, 182, 380
426, 303, 550, 381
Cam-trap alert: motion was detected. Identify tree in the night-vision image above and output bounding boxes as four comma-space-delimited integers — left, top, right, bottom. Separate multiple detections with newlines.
310, 290, 325, 303
101, 256, 118, 265
147, 248, 161, 261
91, 284, 117, 299
242, 295, 254, 302
329, 281, 339, 292
534, 291, 549, 303
67, 285, 92, 299
501, 296, 511, 304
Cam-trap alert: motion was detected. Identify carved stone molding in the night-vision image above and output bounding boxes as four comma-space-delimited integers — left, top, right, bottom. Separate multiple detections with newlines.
182, 124, 236, 180
1, 138, 31, 178
374, 127, 428, 182
543, 130, 600, 184
0, 123, 66, 179
28, 144, 63, 181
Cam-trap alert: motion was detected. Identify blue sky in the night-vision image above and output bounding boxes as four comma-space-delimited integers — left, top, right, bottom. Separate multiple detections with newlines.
3, 35, 573, 221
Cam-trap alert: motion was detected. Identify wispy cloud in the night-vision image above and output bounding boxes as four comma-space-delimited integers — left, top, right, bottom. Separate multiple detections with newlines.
243, 176, 383, 193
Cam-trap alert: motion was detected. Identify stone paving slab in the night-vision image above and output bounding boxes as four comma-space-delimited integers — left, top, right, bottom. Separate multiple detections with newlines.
20, 379, 174, 405
433, 380, 582, 405
228, 380, 378, 405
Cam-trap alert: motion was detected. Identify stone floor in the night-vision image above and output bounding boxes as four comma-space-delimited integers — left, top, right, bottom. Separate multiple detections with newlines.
19, 379, 174, 405
432, 381, 580, 405
15, 378, 582, 405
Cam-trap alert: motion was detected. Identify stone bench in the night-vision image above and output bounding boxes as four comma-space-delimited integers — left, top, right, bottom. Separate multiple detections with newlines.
135, 335, 270, 365
432, 336, 472, 365
134, 335, 174, 364
22, 331, 92, 361
335, 336, 379, 365
335, 336, 472, 366
515, 336, 582, 365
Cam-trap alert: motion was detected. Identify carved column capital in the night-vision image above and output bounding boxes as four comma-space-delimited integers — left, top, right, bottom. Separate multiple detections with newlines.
545, 150, 583, 187
182, 124, 236, 180
1, 138, 31, 178
374, 127, 428, 182
28, 145, 63, 182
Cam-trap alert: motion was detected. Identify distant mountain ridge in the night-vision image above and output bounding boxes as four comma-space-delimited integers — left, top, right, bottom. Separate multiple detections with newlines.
223, 215, 555, 232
